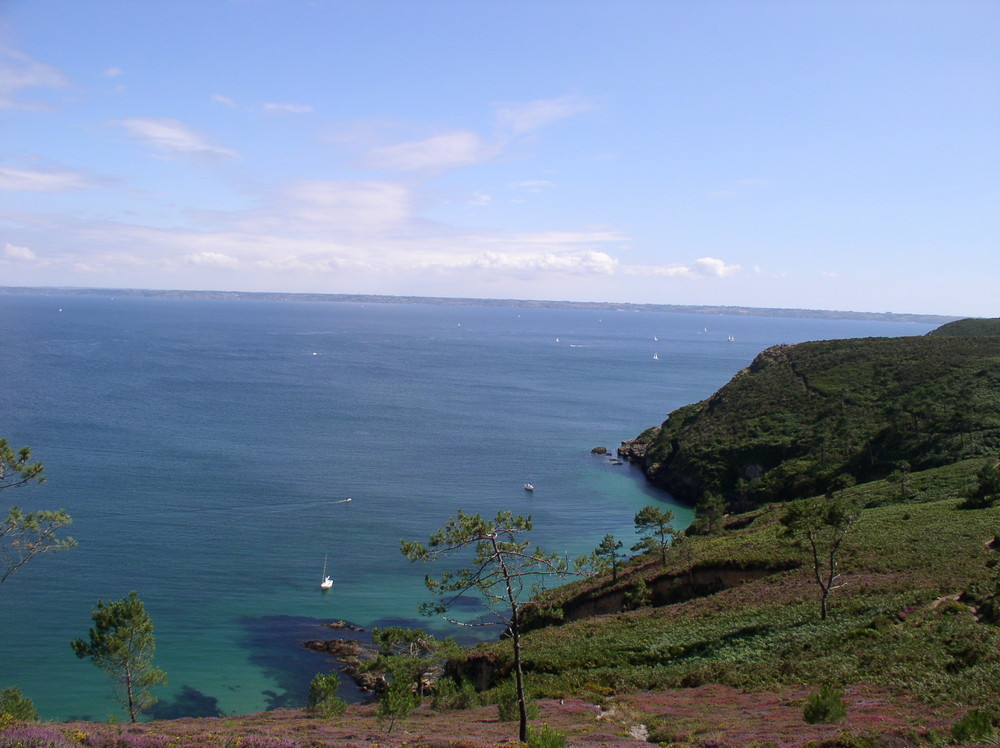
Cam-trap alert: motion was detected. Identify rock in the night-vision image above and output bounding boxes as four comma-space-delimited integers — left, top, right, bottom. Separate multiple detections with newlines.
325, 619, 364, 631
591, 446, 608, 455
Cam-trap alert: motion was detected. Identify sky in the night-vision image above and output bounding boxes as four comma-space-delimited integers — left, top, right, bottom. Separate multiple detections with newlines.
0, 1, 997, 317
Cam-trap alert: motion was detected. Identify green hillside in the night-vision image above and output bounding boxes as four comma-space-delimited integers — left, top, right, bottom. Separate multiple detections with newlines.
620, 319, 1000, 506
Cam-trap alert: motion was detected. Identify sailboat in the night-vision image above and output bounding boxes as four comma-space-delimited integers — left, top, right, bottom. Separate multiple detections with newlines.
320, 555, 333, 590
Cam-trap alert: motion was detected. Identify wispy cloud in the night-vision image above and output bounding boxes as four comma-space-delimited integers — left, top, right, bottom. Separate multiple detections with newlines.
0, 166, 92, 192
0, 46, 68, 110
493, 95, 592, 136
262, 102, 313, 114
368, 131, 498, 172
3, 242, 37, 261
119, 117, 240, 160
634, 256, 741, 278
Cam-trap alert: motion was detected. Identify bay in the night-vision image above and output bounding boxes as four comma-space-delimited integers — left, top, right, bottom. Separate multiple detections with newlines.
0, 294, 936, 720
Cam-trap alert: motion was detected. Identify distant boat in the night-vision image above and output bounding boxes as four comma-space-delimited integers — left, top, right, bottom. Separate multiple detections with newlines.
320, 555, 333, 590
653, 335, 658, 341
555, 337, 560, 343
653, 352, 659, 361
524, 483, 534, 492
727, 335, 735, 342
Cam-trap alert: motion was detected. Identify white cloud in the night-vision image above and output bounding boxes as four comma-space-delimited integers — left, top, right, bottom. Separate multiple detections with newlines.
0, 46, 68, 109
211, 93, 238, 108
470, 249, 617, 275
263, 102, 314, 114
183, 251, 240, 268
368, 131, 497, 172
494, 95, 592, 136
103, 67, 124, 78
3, 242, 37, 261
469, 191, 492, 207
0, 167, 91, 192
636, 256, 741, 278
270, 179, 413, 232
119, 117, 240, 160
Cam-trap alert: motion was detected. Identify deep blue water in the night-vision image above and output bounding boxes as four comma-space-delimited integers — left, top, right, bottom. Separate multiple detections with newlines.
0, 294, 936, 720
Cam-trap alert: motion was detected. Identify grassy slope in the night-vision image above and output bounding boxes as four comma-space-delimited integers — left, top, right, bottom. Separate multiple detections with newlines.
486, 461, 1000, 716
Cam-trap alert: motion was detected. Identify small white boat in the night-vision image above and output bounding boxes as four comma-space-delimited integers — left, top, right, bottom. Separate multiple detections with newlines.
653, 352, 659, 361
727, 335, 735, 342
524, 483, 534, 492
320, 554, 333, 590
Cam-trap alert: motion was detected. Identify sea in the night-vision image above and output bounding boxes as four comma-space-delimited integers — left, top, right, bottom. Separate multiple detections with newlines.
0, 293, 938, 721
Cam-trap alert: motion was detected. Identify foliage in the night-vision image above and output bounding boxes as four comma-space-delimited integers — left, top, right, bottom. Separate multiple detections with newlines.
365, 626, 452, 698
401, 509, 567, 742
780, 495, 859, 619
803, 684, 847, 724
0, 686, 39, 721
632, 506, 676, 566
430, 676, 480, 710
623, 578, 652, 610
959, 461, 1000, 509
525, 724, 567, 748
689, 491, 726, 535
625, 332, 1000, 506
376, 679, 420, 734
307, 672, 347, 717
0, 440, 45, 492
950, 709, 996, 745
71, 591, 167, 723
1, 440, 75, 587
591, 534, 626, 581
493, 678, 539, 723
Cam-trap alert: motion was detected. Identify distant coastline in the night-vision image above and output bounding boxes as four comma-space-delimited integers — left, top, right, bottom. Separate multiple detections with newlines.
0, 285, 959, 325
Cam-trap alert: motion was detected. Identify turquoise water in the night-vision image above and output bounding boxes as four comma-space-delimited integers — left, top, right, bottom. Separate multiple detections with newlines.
0, 294, 936, 720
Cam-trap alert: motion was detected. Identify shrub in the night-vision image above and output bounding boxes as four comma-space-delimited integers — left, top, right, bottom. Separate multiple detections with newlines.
525, 724, 567, 748
377, 680, 420, 734
803, 684, 847, 724
494, 679, 539, 723
307, 672, 347, 717
430, 676, 479, 710
951, 709, 995, 744
0, 686, 39, 722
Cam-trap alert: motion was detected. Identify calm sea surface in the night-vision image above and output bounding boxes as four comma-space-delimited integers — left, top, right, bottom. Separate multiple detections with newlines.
0, 294, 936, 720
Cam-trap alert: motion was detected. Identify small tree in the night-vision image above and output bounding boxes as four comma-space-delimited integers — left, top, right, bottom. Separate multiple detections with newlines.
366, 627, 452, 698
692, 492, 726, 535
1, 440, 75, 586
401, 509, 567, 743
0, 686, 39, 721
632, 505, 676, 566
71, 591, 167, 722
780, 496, 859, 620
592, 534, 626, 581
308, 672, 347, 717
960, 462, 1000, 509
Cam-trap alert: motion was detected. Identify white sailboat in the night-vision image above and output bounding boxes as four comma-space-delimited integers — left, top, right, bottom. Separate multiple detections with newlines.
320, 555, 333, 590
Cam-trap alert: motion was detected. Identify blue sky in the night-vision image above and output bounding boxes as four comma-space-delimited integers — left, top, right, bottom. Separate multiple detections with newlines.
1, 1, 997, 316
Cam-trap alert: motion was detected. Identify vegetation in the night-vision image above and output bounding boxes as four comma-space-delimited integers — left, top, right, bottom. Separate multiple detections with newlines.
803, 684, 847, 724
1, 439, 75, 586
780, 494, 859, 619
71, 591, 167, 723
400, 510, 567, 742
621, 322, 1000, 506
307, 673, 347, 717
0, 686, 38, 722
631, 505, 676, 565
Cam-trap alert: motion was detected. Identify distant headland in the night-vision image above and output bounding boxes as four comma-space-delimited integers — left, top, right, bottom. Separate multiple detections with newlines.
0, 285, 958, 325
